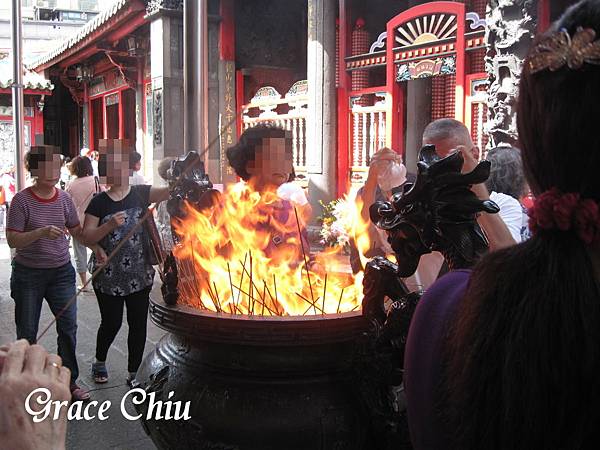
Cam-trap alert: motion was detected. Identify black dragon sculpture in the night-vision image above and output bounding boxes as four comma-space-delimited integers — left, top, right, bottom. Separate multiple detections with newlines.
358, 145, 500, 449
161, 151, 220, 306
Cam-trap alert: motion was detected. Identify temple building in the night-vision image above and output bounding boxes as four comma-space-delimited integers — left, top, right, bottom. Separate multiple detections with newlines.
0, 52, 53, 167
27, 0, 573, 210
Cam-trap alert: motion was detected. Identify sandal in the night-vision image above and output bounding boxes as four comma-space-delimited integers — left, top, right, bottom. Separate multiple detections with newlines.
126, 373, 137, 388
91, 362, 108, 384
70, 383, 91, 402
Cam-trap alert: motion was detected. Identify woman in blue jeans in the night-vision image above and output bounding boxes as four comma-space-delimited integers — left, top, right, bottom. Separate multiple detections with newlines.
6, 145, 114, 401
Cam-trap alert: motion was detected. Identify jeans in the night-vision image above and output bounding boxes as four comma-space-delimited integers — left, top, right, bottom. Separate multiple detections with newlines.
94, 286, 151, 373
11, 261, 79, 382
72, 238, 88, 274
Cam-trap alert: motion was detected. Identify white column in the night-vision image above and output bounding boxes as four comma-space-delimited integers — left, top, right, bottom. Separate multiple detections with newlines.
306, 0, 337, 214
148, 3, 185, 179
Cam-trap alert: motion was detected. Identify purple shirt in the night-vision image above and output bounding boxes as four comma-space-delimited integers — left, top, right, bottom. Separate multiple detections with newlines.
404, 269, 471, 450
257, 199, 310, 264
7, 187, 79, 269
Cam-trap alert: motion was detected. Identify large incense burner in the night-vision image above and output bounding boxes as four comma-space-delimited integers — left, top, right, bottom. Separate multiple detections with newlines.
135, 148, 497, 449
136, 303, 369, 449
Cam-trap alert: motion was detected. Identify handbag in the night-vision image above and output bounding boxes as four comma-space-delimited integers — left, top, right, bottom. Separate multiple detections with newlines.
142, 210, 165, 266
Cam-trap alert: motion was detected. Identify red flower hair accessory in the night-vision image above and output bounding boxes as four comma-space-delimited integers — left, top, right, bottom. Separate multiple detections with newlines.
528, 188, 600, 244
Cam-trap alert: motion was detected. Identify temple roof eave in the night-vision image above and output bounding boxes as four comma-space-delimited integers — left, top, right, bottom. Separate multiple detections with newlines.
27, 0, 147, 72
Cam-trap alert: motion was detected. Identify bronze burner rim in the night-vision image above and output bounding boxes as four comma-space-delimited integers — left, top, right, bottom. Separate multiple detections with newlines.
149, 297, 368, 346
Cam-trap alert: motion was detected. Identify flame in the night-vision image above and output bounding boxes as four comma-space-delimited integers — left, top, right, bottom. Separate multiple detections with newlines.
171, 183, 372, 316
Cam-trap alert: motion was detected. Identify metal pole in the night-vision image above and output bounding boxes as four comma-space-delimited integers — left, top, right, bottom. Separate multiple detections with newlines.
10, 0, 25, 191
183, 0, 208, 153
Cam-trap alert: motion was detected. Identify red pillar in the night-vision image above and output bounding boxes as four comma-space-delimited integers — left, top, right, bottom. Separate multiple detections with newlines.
454, 4, 466, 122
336, 0, 352, 196
33, 98, 44, 141
235, 70, 244, 137
118, 90, 124, 140
537, 0, 551, 32
219, 0, 235, 61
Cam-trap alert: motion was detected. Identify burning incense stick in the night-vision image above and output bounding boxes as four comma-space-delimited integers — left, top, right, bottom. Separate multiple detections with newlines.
231, 283, 278, 316
249, 252, 254, 315
238, 259, 267, 304
272, 274, 280, 314
263, 283, 279, 316
322, 273, 328, 315
213, 281, 223, 313
227, 262, 237, 314
189, 241, 210, 310
336, 288, 345, 314
293, 206, 315, 312
236, 252, 248, 311
205, 280, 221, 313
296, 292, 325, 315
261, 281, 267, 316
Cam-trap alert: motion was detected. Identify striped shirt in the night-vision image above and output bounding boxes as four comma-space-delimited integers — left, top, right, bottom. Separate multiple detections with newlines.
7, 187, 80, 268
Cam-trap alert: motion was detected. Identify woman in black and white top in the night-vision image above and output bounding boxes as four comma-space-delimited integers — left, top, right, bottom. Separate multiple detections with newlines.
82, 140, 168, 386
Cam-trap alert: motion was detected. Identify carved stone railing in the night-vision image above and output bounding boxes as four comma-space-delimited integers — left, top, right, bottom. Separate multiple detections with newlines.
349, 91, 387, 187
242, 80, 308, 183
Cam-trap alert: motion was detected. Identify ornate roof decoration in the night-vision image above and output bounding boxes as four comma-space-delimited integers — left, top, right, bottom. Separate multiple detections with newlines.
466, 12, 486, 30
369, 32, 387, 54
28, 0, 132, 70
285, 80, 308, 98
394, 14, 458, 48
250, 86, 281, 104
146, 0, 183, 15
0, 54, 53, 92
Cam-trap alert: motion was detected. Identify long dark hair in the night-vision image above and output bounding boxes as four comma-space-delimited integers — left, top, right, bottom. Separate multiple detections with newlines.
445, 1, 600, 448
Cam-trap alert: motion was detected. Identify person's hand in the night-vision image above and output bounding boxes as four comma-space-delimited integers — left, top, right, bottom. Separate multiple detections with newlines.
0, 344, 8, 374
94, 246, 108, 266
367, 148, 399, 180
39, 225, 64, 240
454, 146, 490, 201
455, 145, 479, 174
0, 340, 71, 450
109, 211, 126, 229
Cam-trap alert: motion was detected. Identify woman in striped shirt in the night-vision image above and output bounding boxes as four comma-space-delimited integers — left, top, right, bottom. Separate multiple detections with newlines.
6, 145, 114, 402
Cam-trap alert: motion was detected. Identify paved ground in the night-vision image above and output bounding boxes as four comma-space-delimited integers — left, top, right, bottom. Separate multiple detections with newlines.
0, 239, 161, 450
0, 235, 352, 450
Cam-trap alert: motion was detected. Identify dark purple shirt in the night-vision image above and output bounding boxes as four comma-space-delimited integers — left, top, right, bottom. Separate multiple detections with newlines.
404, 269, 471, 450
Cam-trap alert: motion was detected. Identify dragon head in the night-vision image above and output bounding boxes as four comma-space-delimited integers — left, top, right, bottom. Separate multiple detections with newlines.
369, 145, 500, 277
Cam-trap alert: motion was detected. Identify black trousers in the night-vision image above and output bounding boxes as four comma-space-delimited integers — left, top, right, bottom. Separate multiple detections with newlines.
94, 286, 151, 373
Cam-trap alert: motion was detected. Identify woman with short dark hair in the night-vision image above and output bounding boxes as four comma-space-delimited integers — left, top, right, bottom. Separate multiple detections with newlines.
6, 145, 94, 401
404, 0, 600, 448
82, 139, 168, 386
226, 125, 310, 263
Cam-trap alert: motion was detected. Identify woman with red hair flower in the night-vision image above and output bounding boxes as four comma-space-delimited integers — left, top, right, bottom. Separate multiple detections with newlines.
403, 0, 600, 448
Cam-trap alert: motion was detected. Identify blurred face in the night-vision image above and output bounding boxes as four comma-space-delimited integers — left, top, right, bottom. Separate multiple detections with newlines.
30, 149, 61, 188
247, 137, 293, 189
98, 141, 132, 187
423, 135, 479, 160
